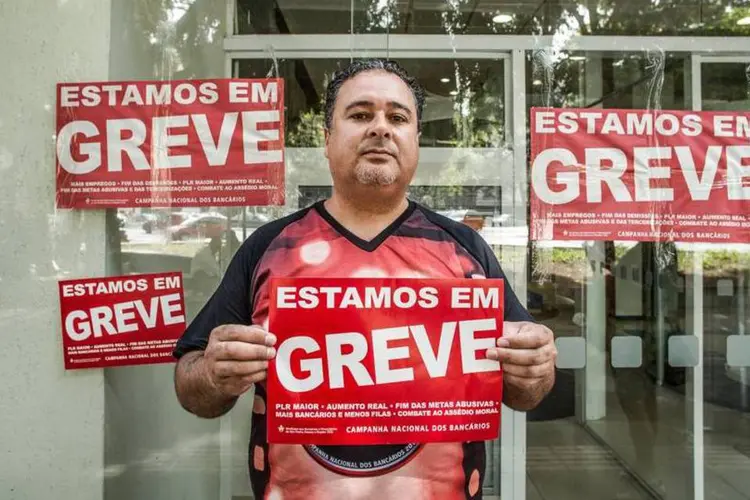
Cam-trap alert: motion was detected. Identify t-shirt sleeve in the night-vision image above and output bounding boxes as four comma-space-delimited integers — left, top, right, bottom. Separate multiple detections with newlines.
473, 239, 536, 323
172, 244, 254, 359
172, 210, 310, 358
417, 205, 534, 323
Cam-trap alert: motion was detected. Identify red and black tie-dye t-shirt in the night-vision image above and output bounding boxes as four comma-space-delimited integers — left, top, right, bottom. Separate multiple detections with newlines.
175, 200, 532, 500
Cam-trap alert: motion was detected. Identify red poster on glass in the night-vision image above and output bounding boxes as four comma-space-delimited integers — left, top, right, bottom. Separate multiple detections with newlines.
267, 277, 504, 445
58, 272, 186, 370
530, 107, 750, 243
55, 79, 285, 209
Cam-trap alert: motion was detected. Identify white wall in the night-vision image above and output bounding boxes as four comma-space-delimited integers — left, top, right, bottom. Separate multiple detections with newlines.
0, 1, 110, 499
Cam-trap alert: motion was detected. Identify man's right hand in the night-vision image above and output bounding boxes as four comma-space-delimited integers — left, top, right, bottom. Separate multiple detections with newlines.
203, 324, 277, 398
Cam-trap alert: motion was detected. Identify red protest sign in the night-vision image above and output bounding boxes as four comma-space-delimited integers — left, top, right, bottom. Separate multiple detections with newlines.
55, 79, 285, 209
58, 272, 186, 369
267, 277, 504, 445
530, 108, 750, 243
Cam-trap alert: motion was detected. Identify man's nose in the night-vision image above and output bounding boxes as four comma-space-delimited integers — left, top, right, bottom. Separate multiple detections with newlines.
367, 113, 391, 139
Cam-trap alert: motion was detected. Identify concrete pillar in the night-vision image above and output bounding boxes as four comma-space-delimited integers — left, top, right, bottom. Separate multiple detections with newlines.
0, 1, 110, 498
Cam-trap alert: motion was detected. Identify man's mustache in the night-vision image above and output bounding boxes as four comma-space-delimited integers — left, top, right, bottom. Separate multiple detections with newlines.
358, 140, 396, 156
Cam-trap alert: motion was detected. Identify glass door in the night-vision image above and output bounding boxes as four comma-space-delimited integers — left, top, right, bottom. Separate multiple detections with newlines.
525, 52, 750, 500
526, 49, 697, 500
693, 55, 750, 500
224, 45, 523, 499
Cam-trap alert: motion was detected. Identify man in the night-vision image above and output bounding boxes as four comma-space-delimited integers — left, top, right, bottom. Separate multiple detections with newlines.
173, 59, 556, 500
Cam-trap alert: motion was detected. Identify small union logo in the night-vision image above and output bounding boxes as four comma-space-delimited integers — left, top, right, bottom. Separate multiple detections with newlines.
278, 425, 285, 433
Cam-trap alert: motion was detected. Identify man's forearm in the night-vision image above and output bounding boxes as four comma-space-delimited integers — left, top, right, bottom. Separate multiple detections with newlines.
174, 351, 238, 419
502, 370, 555, 412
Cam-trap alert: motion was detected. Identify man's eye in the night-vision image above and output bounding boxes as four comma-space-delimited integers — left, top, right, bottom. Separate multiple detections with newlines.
391, 115, 407, 123
351, 113, 368, 120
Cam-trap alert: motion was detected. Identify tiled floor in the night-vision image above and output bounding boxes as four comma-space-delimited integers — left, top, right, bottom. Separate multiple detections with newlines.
526, 379, 750, 500
527, 422, 651, 500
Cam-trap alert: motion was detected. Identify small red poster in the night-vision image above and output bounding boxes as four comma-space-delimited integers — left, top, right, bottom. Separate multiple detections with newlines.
530, 107, 750, 243
267, 277, 504, 445
55, 79, 285, 209
58, 272, 186, 370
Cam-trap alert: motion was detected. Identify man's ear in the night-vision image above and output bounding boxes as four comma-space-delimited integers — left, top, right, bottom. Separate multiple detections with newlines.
323, 128, 330, 159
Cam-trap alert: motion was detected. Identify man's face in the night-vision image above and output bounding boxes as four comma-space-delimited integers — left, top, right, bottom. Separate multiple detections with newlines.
324, 70, 419, 196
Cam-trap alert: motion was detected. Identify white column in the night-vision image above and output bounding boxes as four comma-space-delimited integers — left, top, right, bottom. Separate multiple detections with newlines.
688, 56, 705, 500
0, 1, 110, 499
740, 272, 748, 410
585, 241, 608, 420
500, 48, 528, 500
655, 258, 666, 386
685, 250, 705, 500
583, 54, 608, 421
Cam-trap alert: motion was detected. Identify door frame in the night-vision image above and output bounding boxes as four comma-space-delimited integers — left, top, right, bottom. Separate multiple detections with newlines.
222, 2, 750, 497
688, 53, 750, 500
222, 31, 522, 500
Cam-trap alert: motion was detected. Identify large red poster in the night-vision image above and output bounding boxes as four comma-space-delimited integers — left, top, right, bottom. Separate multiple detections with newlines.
58, 272, 186, 369
56, 79, 285, 209
267, 277, 504, 445
530, 108, 750, 243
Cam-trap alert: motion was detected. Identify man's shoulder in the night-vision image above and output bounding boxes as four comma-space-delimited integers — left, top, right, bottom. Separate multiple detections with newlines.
413, 202, 487, 251
413, 201, 500, 277
251, 206, 314, 240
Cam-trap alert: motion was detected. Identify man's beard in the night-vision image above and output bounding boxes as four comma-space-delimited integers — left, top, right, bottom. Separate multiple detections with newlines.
353, 162, 398, 186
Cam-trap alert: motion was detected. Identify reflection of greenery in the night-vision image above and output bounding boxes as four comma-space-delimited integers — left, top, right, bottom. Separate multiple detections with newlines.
551, 248, 587, 265
284, 60, 506, 150
678, 249, 750, 275
567, 1, 750, 36
535, 246, 750, 280
287, 108, 326, 147
350, 0, 750, 36
123, 0, 224, 80
451, 62, 505, 148
356, 0, 401, 33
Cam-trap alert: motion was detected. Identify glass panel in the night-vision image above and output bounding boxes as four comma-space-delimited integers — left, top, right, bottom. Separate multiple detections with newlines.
555, 337, 587, 369
700, 60, 750, 500
236, 58, 507, 148
237, 0, 352, 34
702, 61, 750, 111
238, 0, 750, 36
527, 50, 695, 499
106, 1, 229, 499
668, 335, 700, 367
726, 335, 750, 367
612, 336, 643, 368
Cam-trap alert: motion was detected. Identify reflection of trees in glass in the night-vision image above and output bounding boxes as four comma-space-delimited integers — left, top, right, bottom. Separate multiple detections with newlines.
350, 0, 750, 36
529, 50, 690, 113
356, 0, 402, 33
237, 0, 750, 36
564, 0, 750, 36
450, 62, 505, 147
282, 59, 505, 149
279, 57, 508, 211
286, 108, 326, 147
122, 0, 224, 80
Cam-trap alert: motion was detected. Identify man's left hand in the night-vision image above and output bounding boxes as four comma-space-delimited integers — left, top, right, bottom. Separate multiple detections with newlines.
486, 321, 557, 411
